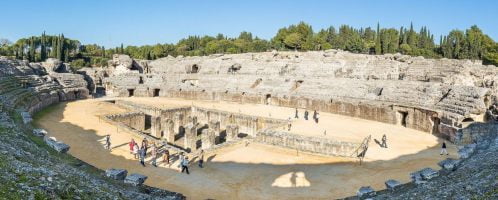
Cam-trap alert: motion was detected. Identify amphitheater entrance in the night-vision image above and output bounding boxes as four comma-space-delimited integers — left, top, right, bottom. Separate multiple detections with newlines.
95, 86, 106, 96
128, 89, 135, 97
265, 94, 272, 105
144, 114, 152, 131
153, 89, 160, 97
431, 116, 441, 135
396, 111, 408, 127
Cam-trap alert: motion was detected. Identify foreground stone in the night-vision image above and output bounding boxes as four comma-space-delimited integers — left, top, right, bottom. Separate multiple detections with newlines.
20, 112, 32, 124
410, 170, 427, 185
384, 179, 402, 191
420, 168, 439, 180
32, 128, 47, 137
105, 169, 128, 180
357, 186, 376, 198
438, 158, 460, 171
125, 173, 148, 186
43, 137, 70, 153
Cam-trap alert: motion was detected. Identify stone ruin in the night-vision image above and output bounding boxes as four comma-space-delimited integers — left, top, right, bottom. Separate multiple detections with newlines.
84, 50, 498, 144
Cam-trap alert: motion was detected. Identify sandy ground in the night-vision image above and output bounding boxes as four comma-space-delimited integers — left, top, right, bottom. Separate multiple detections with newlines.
34, 98, 457, 200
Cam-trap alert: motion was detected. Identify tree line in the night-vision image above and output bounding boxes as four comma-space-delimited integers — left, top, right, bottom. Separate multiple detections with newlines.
0, 22, 497, 69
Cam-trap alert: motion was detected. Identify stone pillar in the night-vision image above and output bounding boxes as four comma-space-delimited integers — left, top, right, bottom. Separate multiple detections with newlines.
201, 129, 216, 149
209, 120, 221, 143
150, 116, 161, 138
192, 116, 198, 126
226, 124, 239, 142
163, 119, 175, 143
183, 123, 197, 151
174, 113, 184, 134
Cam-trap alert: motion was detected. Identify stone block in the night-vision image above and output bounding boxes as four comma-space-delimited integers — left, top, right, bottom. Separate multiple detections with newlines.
20, 112, 32, 124
124, 173, 148, 186
32, 129, 47, 137
356, 186, 376, 198
201, 129, 216, 149
44, 137, 70, 153
410, 170, 426, 185
438, 158, 459, 171
420, 168, 439, 180
226, 124, 239, 142
384, 179, 401, 191
105, 168, 128, 180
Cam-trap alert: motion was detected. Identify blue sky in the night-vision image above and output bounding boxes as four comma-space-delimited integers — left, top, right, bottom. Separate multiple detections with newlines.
1, 0, 497, 47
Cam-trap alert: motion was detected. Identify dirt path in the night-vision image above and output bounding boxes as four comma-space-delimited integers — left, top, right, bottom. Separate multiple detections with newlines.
34, 98, 457, 199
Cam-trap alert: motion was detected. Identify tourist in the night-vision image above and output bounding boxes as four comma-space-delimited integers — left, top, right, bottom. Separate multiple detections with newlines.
198, 150, 205, 168
313, 110, 317, 121
129, 138, 136, 154
142, 137, 148, 156
178, 152, 185, 169
304, 110, 309, 120
181, 156, 190, 174
287, 117, 292, 131
381, 134, 387, 148
440, 141, 449, 155
151, 143, 158, 167
133, 143, 139, 159
163, 149, 170, 165
295, 108, 299, 119
315, 112, 320, 123
139, 146, 146, 167
105, 135, 111, 150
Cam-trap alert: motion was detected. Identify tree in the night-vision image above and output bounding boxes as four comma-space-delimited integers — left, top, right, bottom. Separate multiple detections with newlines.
284, 33, 303, 50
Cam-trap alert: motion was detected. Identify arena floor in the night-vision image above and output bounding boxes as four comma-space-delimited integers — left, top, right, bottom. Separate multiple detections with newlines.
34, 97, 457, 200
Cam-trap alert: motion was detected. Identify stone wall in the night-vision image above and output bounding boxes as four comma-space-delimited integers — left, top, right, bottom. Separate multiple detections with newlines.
105, 112, 146, 131
255, 130, 361, 157
100, 51, 498, 141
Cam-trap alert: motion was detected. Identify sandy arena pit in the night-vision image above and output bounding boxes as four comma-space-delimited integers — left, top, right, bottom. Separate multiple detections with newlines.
34, 97, 457, 199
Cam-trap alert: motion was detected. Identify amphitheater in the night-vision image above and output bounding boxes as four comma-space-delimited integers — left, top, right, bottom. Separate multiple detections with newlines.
1, 50, 497, 199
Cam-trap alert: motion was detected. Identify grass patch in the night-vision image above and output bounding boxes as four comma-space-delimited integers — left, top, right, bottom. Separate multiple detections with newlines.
32, 103, 60, 122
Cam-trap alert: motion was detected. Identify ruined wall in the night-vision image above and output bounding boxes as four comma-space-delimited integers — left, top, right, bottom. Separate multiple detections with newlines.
256, 130, 360, 157
105, 112, 146, 131
101, 51, 498, 141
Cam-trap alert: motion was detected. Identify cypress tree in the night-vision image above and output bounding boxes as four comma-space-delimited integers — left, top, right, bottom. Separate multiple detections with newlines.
375, 23, 381, 54
120, 43, 124, 54
40, 32, 46, 61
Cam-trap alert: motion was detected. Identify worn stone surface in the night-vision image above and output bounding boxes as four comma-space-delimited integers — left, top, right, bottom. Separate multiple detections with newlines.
420, 168, 439, 180
20, 112, 32, 124
384, 179, 402, 191
32, 128, 47, 137
438, 158, 460, 171
124, 173, 148, 186
357, 186, 376, 198
43, 137, 70, 153
105, 168, 128, 180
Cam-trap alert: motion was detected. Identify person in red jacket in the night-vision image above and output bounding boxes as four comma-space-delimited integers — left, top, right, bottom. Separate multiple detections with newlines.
129, 138, 136, 154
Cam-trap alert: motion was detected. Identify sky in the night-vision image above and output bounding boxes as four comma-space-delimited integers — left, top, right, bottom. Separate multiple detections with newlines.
1, 0, 497, 48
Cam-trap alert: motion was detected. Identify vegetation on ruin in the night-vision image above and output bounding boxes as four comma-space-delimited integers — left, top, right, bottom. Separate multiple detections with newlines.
1, 22, 497, 69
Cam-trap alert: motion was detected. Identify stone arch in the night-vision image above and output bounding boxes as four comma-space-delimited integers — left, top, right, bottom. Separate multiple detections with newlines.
462, 117, 474, 122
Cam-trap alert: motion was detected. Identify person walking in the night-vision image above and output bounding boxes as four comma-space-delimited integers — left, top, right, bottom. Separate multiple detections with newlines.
304, 110, 309, 120
198, 150, 205, 168
104, 135, 111, 150
315, 112, 320, 124
287, 117, 292, 131
381, 134, 387, 148
181, 156, 190, 174
440, 142, 449, 155
142, 138, 148, 156
133, 143, 139, 159
129, 138, 136, 154
313, 110, 317, 121
295, 108, 299, 119
139, 146, 146, 167
151, 143, 158, 167
178, 152, 185, 169
163, 149, 170, 165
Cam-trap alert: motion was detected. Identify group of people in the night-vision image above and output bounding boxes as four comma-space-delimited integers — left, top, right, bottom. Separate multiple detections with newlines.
295, 109, 320, 123
127, 137, 205, 174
